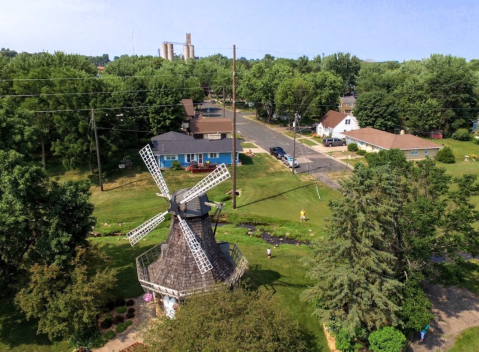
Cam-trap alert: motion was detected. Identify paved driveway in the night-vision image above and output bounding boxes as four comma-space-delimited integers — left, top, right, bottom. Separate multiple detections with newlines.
200, 101, 347, 189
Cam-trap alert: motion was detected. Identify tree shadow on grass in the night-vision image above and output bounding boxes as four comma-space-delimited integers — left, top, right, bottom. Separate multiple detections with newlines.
0, 295, 64, 350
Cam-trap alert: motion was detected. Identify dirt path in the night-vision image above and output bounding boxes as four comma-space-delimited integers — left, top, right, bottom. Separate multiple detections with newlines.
408, 284, 479, 351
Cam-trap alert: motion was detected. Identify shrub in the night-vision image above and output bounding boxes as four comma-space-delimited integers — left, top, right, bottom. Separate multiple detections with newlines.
347, 143, 358, 152
435, 146, 455, 164
116, 321, 133, 333
335, 329, 355, 352
115, 298, 126, 307
126, 312, 135, 319
368, 327, 406, 352
104, 330, 116, 340
171, 160, 182, 171
126, 299, 135, 307
356, 149, 367, 156
116, 306, 127, 314
127, 307, 135, 314
114, 315, 125, 324
399, 276, 434, 331
451, 128, 472, 141
69, 327, 104, 349
105, 301, 115, 312
100, 318, 113, 329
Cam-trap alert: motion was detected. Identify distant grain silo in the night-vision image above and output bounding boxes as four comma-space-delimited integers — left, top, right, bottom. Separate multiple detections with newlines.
183, 45, 190, 61
167, 43, 174, 61
189, 45, 195, 60
161, 43, 168, 60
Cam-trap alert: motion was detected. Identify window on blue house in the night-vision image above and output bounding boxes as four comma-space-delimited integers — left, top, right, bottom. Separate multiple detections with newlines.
164, 155, 177, 160
209, 152, 218, 158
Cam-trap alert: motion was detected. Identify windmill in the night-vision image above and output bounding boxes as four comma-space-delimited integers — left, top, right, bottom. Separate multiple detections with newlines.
128, 145, 247, 317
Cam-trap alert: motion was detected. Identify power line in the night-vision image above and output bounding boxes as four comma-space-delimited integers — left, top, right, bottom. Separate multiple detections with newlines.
0, 72, 220, 82
0, 86, 212, 98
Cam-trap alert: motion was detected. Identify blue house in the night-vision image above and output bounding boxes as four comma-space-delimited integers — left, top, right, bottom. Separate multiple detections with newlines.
151, 132, 243, 168
473, 119, 479, 132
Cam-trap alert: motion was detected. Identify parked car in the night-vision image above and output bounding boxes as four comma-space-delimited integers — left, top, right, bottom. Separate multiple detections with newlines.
281, 154, 299, 168
270, 146, 286, 159
323, 138, 346, 147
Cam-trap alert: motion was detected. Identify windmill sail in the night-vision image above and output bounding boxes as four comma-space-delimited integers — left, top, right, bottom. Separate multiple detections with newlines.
181, 164, 230, 204
140, 144, 171, 199
127, 211, 168, 246
178, 217, 213, 274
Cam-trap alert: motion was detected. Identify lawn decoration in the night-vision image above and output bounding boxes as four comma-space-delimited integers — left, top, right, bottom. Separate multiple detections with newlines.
127, 145, 247, 317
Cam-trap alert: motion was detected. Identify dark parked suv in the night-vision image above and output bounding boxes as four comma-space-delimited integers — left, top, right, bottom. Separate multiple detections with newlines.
323, 138, 346, 147
269, 146, 286, 159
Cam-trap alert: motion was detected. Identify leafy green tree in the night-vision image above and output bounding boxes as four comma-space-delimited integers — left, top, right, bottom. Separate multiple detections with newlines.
237, 60, 293, 123
143, 285, 311, 352
368, 327, 406, 352
355, 91, 399, 131
15, 246, 117, 340
0, 151, 95, 291
399, 276, 433, 331
423, 54, 477, 133
0, 98, 39, 154
322, 52, 361, 92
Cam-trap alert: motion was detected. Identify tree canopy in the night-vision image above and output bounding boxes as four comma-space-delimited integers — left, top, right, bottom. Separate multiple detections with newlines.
143, 285, 313, 352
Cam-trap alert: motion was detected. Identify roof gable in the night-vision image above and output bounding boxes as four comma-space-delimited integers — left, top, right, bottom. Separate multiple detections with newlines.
182, 99, 195, 117
318, 110, 350, 128
151, 131, 193, 141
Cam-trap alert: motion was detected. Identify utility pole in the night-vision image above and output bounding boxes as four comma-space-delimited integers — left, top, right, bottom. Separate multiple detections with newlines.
92, 109, 104, 191
232, 45, 237, 209
223, 86, 226, 118
292, 113, 298, 175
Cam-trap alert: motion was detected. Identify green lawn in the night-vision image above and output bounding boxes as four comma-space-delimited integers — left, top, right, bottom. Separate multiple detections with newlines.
449, 326, 479, 352
241, 142, 257, 148
429, 138, 479, 178
298, 138, 318, 146
47, 152, 340, 240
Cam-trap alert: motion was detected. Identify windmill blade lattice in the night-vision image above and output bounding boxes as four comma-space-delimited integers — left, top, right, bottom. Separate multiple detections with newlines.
178, 217, 214, 274
181, 164, 230, 204
140, 144, 171, 199
127, 211, 168, 246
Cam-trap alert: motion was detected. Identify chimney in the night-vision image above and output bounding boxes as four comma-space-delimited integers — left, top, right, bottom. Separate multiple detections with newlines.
400, 130, 405, 135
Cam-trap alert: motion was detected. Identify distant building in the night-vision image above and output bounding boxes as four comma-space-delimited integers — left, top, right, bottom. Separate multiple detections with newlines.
339, 96, 356, 114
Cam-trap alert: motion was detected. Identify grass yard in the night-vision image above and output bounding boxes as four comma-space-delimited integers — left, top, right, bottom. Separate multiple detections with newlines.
46, 151, 340, 240
429, 138, 479, 178
298, 138, 318, 146
449, 326, 479, 352
241, 142, 257, 148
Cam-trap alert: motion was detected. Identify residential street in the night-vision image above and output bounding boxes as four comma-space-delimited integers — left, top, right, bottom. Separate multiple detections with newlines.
200, 101, 348, 189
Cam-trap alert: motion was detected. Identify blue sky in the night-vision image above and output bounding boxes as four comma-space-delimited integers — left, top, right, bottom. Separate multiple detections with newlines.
1, 0, 478, 62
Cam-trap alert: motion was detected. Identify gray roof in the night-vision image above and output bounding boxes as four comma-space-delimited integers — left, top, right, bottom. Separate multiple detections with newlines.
151, 132, 243, 155
340, 96, 356, 104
